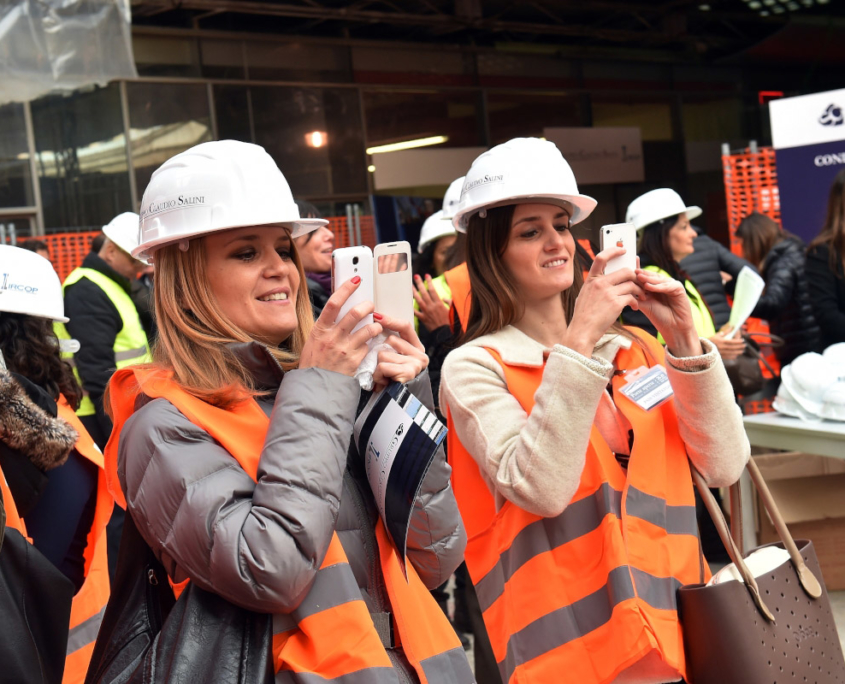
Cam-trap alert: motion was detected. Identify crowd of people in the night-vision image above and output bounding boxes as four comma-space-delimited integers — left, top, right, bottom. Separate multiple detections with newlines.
1, 136, 845, 684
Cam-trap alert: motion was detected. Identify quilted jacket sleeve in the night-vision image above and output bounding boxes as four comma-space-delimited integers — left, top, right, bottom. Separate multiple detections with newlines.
401, 370, 467, 590
118, 368, 361, 614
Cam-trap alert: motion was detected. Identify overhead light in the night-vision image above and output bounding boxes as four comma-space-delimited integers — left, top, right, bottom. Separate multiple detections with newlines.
787, 1, 799, 8
698, 3, 711, 9
772, 5, 785, 11
305, 131, 327, 148
763, 0, 775, 5
749, 1, 762, 8
801, 0, 814, 5
760, 9, 770, 14
817, 0, 829, 4
366, 135, 449, 155
367, 165, 376, 173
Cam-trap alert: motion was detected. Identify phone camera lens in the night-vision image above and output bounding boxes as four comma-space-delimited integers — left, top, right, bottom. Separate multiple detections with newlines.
352, 256, 359, 265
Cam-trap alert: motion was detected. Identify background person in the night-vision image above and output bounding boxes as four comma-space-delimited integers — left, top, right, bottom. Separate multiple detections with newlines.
100, 141, 472, 683
623, 188, 745, 361
293, 198, 334, 319
736, 212, 820, 366
0, 245, 113, 684
19, 238, 51, 262
440, 138, 749, 684
680, 225, 756, 329
807, 168, 845, 347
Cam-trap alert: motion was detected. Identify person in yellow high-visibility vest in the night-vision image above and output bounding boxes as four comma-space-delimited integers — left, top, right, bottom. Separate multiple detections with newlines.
54, 212, 150, 583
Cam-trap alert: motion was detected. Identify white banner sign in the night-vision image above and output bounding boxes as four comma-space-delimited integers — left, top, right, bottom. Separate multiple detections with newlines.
543, 127, 644, 185
770, 89, 845, 150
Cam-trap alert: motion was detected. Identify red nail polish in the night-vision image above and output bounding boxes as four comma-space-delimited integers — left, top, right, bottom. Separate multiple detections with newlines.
373, 313, 383, 321
352, 276, 361, 284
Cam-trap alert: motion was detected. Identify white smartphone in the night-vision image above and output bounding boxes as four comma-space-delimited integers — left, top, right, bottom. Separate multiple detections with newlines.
331, 246, 374, 334
373, 241, 414, 326
600, 222, 637, 275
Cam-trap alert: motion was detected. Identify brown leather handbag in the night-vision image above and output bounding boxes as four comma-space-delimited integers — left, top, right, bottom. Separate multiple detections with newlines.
678, 458, 845, 684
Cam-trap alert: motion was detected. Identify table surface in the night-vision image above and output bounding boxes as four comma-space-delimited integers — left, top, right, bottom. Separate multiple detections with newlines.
743, 412, 845, 459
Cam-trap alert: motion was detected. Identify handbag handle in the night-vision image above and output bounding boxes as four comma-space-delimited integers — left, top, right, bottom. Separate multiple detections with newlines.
690, 466, 775, 621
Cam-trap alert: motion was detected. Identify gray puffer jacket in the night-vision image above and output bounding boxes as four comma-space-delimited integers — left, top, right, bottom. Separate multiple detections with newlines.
117, 342, 467, 683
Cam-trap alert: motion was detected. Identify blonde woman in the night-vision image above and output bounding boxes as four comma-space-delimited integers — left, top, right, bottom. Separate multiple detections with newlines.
440, 139, 749, 684
101, 141, 473, 683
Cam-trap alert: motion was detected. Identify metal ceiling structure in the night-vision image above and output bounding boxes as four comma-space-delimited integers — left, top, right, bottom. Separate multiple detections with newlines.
129, 0, 844, 63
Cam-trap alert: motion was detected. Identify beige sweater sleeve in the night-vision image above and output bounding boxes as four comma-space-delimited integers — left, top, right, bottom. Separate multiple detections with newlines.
664, 338, 750, 487
440, 344, 611, 518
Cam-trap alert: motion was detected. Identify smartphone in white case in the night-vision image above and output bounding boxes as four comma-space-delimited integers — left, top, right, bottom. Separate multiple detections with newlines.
600, 222, 637, 275
373, 241, 414, 326
331, 245, 374, 334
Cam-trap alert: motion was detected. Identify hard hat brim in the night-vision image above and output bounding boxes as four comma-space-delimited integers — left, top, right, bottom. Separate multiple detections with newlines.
453, 193, 597, 233
0, 301, 68, 324
780, 365, 825, 415
633, 205, 702, 232
133, 217, 328, 261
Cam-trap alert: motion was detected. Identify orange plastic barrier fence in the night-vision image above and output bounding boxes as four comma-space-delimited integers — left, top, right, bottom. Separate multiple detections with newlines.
721, 147, 780, 257
38, 216, 377, 283
722, 146, 781, 415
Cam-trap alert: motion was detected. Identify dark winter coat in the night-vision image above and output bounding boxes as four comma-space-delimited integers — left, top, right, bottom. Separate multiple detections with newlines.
118, 343, 466, 683
64, 253, 134, 438
306, 276, 331, 319
752, 237, 820, 365
680, 231, 755, 329
806, 243, 845, 349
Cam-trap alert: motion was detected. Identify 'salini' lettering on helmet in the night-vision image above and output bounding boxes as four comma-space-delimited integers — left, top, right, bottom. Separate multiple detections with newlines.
462, 174, 505, 196
143, 195, 207, 218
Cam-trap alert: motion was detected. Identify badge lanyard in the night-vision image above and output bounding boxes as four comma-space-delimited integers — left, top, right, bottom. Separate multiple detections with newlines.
618, 364, 674, 411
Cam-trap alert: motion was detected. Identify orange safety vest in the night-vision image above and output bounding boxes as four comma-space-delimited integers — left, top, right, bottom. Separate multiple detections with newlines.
577, 238, 596, 279
447, 329, 706, 684
105, 367, 472, 684
0, 396, 112, 684
443, 263, 471, 332
57, 398, 114, 684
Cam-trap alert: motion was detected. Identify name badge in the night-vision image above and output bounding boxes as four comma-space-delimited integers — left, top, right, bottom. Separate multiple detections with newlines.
618, 365, 674, 411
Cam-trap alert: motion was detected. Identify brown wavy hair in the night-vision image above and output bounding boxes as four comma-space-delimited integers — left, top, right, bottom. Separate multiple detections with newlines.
0, 312, 82, 410
125, 231, 313, 409
736, 212, 787, 270
809, 168, 845, 273
460, 204, 641, 352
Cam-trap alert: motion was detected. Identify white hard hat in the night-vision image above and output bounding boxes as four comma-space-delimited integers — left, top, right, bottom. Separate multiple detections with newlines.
780, 353, 838, 416
103, 212, 141, 258
772, 381, 818, 422
441, 176, 466, 221
819, 382, 845, 422
0, 245, 68, 323
418, 210, 456, 254
136, 140, 327, 261
625, 188, 702, 232
452, 138, 597, 232
822, 343, 845, 379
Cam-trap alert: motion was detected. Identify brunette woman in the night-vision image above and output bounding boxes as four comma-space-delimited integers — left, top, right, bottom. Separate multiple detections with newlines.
807, 169, 845, 348
440, 138, 749, 684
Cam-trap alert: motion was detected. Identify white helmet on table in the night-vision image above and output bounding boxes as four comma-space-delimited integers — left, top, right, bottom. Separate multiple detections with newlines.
626, 188, 702, 232
822, 343, 845, 380
819, 382, 845, 422
780, 352, 838, 416
418, 210, 456, 254
451, 138, 597, 232
441, 176, 466, 221
135, 140, 327, 262
0, 245, 68, 322
772, 381, 819, 422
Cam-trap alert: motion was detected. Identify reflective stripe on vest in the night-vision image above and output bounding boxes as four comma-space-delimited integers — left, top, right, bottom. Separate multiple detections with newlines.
57, 398, 113, 684
643, 266, 716, 342
105, 368, 473, 684
443, 263, 470, 332
447, 328, 705, 684
56, 268, 151, 417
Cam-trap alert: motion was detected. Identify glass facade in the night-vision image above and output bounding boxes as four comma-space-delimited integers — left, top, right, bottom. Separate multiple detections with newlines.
31, 85, 132, 233
16, 29, 767, 237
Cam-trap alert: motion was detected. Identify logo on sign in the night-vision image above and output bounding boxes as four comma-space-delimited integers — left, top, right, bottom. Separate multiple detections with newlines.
819, 104, 844, 127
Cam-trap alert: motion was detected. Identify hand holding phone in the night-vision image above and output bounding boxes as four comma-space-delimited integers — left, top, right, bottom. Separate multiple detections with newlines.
600, 223, 637, 275
331, 246, 374, 334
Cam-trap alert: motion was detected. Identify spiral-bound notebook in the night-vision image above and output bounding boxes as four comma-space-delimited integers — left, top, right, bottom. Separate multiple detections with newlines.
354, 382, 447, 576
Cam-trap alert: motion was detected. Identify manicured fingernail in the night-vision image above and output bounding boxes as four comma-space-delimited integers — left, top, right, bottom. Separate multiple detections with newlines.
373, 312, 383, 320
414, 274, 421, 280
352, 276, 361, 284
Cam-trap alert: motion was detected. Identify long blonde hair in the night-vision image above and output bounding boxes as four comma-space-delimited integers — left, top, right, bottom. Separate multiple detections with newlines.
147, 231, 314, 407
